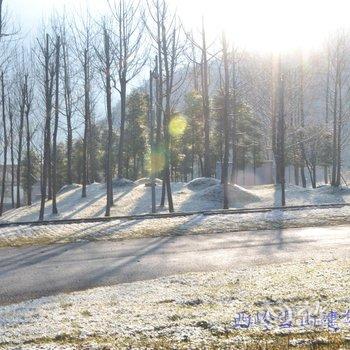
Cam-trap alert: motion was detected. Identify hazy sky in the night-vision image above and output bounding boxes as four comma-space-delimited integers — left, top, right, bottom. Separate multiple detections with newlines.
9, 0, 350, 52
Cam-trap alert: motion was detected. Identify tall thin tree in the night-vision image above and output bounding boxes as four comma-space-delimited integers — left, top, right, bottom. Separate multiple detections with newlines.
0, 72, 7, 216
52, 35, 61, 214
221, 33, 230, 209
39, 34, 55, 221
108, 0, 146, 179
8, 96, 14, 208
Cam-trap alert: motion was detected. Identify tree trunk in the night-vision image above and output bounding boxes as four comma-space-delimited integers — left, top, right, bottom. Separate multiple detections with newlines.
312, 165, 316, 189
300, 167, 306, 188
294, 165, 299, 186
62, 38, 73, 185
155, 18, 165, 207
324, 46, 330, 186
52, 37, 60, 214
82, 48, 90, 198
161, 24, 174, 213
277, 57, 286, 206
25, 93, 32, 206
201, 19, 210, 178
336, 76, 342, 187
9, 99, 14, 208
149, 68, 156, 213
230, 50, 237, 184
299, 55, 307, 189
104, 28, 113, 217
16, 77, 26, 209
271, 55, 279, 184
221, 33, 230, 209
0, 72, 7, 216
155, 31, 163, 159
117, 81, 126, 178
331, 53, 339, 187
324, 166, 328, 184
199, 156, 204, 177
39, 34, 53, 221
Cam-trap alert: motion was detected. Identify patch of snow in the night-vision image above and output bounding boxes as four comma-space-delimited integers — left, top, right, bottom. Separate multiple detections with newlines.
112, 178, 135, 187
200, 183, 260, 206
185, 177, 220, 191
134, 177, 163, 186
57, 183, 82, 194
0, 259, 349, 348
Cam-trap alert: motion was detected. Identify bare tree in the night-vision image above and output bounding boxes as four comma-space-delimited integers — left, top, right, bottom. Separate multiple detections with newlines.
160, 21, 175, 212
200, 18, 211, 178
8, 96, 14, 208
0, 0, 17, 215
25, 76, 33, 205
276, 56, 286, 205
16, 73, 27, 208
221, 32, 230, 209
230, 47, 238, 184
0, 72, 7, 216
71, 12, 94, 198
81, 47, 90, 198
38, 33, 55, 221
148, 60, 157, 213
147, 0, 186, 212
186, 18, 213, 178
108, 0, 146, 179
328, 34, 348, 187
61, 24, 73, 185
95, 25, 114, 216
146, 0, 166, 205
52, 35, 60, 214
298, 55, 307, 188
324, 43, 331, 184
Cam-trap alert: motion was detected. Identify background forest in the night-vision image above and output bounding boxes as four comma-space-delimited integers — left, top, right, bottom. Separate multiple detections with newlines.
0, 0, 347, 219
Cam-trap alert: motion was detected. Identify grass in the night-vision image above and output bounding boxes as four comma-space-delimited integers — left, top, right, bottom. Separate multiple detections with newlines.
2, 212, 350, 249
1, 331, 349, 349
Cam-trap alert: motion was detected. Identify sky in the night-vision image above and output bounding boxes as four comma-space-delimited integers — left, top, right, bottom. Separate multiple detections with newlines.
9, 0, 350, 54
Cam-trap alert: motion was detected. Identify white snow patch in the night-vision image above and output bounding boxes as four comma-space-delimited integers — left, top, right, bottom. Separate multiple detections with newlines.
134, 177, 163, 186
200, 183, 261, 206
0, 259, 349, 348
2, 181, 350, 224
185, 177, 220, 190
112, 178, 135, 187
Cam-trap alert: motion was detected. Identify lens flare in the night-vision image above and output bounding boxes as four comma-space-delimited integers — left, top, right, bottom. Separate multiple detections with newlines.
147, 147, 166, 174
169, 114, 187, 137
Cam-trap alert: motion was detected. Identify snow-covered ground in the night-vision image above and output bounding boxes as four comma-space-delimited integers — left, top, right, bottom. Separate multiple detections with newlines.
2, 179, 350, 223
1, 206, 350, 248
0, 258, 349, 349
1, 180, 349, 349
1, 180, 350, 247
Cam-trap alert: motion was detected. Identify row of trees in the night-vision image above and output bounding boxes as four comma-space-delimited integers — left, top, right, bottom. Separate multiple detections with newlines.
0, 0, 348, 219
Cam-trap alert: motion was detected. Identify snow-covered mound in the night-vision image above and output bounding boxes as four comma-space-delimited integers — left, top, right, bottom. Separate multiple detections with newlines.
134, 177, 163, 186
185, 177, 220, 191
200, 183, 260, 206
316, 184, 350, 195
112, 178, 135, 187
58, 183, 81, 194
3, 180, 350, 223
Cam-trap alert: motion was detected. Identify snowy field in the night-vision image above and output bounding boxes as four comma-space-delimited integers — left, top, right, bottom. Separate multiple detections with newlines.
0, 258, 349, 349
1, 178, 350, 223
2, 206, 350, 248
1, 179, 350, 247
